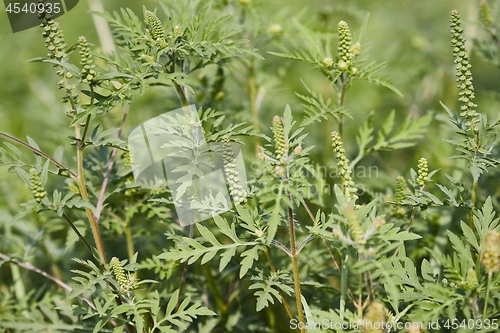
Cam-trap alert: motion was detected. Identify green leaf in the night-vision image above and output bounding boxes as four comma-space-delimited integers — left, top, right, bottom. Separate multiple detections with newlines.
240, 246, 261, 278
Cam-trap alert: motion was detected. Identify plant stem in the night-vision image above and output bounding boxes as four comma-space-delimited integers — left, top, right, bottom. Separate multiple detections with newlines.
483, 272, 492, 319
124, 217, 134, 261
364, 269, 374, 303
174, 224, 194, 312
94, 104, 130, 223
249, 57, 261, 152
288, 198, 306, 332
203, 264, 227, 318
0, 132, 77, 179
337, 76, 348, 140
62, 212, 93, 254
323, 241, 358, 305
340, 253, 348, 320
0, 252, 98, 312
173, 81, 190, 108
469, 180, 478, 230
75, 122, 108, 265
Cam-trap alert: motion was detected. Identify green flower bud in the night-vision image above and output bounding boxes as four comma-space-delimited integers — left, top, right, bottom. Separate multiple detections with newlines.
374, 217, 386, 228
363, 302, 386, 333
221, 136, 247, 204
391, 176, 407, 217
78, 36, 96, 84
416, 157, 428, 187
110, 257, 128, 291
337, 21, 352, 72
273, 116, 287, 164
462, 268, 478, 290
345, 204, 365, 245
268, 24, 282, 36
174, 25, 182, 37
294, 145, 302, 156
481, 230, 500, 273
41, 20, 67, 61
333, 228, 343, 238
480, 0, 493, 27
450, 10, 479, 125
323, 57, 334, 68
68, 181, 80, 194
331, 131, 357, 201
145, 10, 166, 47
29, 168, 46, 203
141, 54, 155, 63
351, 42, 361, 57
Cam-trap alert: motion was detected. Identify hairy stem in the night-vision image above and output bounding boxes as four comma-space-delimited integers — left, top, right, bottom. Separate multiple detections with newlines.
288, 198, 306, 332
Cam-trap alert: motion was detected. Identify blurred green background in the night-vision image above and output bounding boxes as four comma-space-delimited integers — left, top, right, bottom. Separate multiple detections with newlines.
0, 0, 499, 216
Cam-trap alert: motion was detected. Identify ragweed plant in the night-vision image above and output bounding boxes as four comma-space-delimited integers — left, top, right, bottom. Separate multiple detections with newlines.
0, 1, 500, 333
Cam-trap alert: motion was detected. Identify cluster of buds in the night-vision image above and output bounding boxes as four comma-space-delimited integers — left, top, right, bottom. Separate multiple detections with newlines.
42, 20, 67, 61
450, 10, 479, 125
67, 180, 80, 195
145, 10, 166, 48
391, 176, 408, 217
123, 150, 133, 168
481, 230, 500, 274
416, 157, 428, 187
480, 0, 493, 27
336, 21, 357, 75
221, 136, 247, 204
78, 36, 97, 85
334, 212, 385, 250
41, 20, 80, 109
273, 116, 288, 165
459, 268, 478, 290
29, 168, 46, 203
268, 24, 282, 37
331, 131, 358, 201
345, 204, 365, 245
362, 301, 386, 333
173, 25, 183, 38
110, 257, 136, 294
